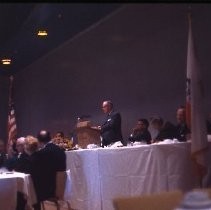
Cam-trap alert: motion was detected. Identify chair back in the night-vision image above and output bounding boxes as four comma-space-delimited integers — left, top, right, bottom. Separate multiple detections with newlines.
113, 190, 183, 210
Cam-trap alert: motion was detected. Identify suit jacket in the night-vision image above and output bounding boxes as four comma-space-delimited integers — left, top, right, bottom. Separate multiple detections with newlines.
155, 121, 177, 141
101, 111, 124, 146
129, 129, 151, 144
14, 152, 31, 173
29, 142, 66, 202
175, 123, 190, 142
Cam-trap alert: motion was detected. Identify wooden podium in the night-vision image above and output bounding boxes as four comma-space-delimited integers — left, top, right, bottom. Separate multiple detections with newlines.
76, 121, 101, 149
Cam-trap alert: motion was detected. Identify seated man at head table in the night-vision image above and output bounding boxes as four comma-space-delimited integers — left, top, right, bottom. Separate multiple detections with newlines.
92, 100, 127, 147
175, 106, 191, 142
52, 131, 73, 150
128, 118, 151, 144
150, 116, 177, 143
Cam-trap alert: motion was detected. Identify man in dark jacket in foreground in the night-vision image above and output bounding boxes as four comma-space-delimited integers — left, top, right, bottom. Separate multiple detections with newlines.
31, 130, 66, 210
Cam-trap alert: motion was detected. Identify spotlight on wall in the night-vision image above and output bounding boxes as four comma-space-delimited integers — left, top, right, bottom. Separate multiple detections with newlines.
1, 59, 11, 65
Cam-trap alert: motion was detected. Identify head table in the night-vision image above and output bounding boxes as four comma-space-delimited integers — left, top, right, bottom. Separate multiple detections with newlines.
0, 172, 37, 210
65, 142, 211, 210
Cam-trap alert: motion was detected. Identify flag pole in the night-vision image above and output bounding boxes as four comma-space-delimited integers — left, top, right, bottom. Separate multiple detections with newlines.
186, 7, 192, 131
8, 75, 14, 107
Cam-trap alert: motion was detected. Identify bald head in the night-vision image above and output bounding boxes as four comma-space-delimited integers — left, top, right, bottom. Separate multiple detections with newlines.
16, 137, 25, 153
37, 130, 51, 143
102, 100, 113, 114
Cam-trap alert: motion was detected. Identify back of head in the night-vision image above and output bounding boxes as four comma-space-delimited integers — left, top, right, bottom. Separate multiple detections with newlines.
16, 137, 25, 145
25, 135, 39, 154
37, 130, 51, 143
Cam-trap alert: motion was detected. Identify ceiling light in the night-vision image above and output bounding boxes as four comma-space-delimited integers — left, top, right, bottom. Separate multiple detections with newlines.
37, 30, 48, 36
2, 59, 11, 65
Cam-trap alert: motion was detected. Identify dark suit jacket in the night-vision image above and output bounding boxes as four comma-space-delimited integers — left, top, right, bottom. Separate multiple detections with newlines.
129, 130, 151, 144
155, 121, 177, 141
30, 142, 66, 202
175, 123, 190, 142
101, 111, 124, 146
14, 152, 31, 173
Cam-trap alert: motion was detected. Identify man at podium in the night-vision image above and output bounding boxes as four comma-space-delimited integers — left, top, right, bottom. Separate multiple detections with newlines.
97, 100, 125, 147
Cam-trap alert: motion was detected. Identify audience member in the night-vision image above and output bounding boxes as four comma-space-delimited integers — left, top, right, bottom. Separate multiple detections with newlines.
31, 130, 66, 210
13, 137, 30, 173
128, 119, 151, 144
175, 106, 190, 141
11, 137, 30, 210
4, 141, 18, 171
24, 135, 39, 155
150, 116, 177, 142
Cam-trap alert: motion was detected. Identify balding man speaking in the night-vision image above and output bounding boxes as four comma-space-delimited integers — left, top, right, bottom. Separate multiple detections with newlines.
98, 100, 125, 147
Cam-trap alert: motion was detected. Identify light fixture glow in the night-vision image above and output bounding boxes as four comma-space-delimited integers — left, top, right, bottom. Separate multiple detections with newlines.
37, 30, 48, 36
2, 59, 11, 65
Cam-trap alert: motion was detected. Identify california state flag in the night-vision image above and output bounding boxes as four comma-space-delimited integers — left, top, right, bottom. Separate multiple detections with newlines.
186, 14, 209, 186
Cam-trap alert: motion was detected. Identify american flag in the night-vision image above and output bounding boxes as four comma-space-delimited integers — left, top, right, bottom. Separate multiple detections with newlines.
186, 13, 208, 186
7, 76, 17, 146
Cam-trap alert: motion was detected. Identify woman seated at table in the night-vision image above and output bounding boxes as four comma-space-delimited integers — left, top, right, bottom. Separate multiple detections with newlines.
128, 119, 151, 144
14, 136, 38, 210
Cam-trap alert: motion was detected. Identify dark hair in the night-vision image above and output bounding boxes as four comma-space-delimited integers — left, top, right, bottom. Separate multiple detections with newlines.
138, 118, 149, 128
37, 130, 51, 143
56, 131, 64, 138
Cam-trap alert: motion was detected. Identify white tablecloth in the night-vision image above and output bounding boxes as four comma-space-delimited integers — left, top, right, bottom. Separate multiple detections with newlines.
66, 142, 200, 210
0, 172, 37, 210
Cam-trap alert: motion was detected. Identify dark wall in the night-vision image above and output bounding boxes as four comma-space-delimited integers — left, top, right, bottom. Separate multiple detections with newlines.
1, 4, 211, 140
0, 77, 9, 141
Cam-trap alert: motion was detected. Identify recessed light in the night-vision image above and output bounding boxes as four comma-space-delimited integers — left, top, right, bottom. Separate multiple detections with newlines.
2, 59, 11, 65
37, 30, 48, 36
